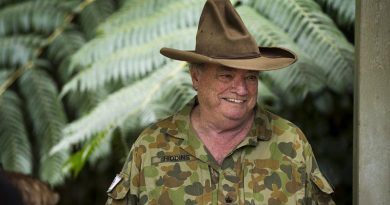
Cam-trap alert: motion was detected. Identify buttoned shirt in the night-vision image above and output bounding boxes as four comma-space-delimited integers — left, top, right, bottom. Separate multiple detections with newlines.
106, 98, 335, 205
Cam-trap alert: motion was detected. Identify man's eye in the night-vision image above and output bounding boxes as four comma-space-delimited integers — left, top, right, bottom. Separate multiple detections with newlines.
219, 74, 233, 80
246, 75, 258, 81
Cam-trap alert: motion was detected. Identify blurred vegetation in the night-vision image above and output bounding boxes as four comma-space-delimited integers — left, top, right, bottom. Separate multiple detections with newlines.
0, 0, 353, 204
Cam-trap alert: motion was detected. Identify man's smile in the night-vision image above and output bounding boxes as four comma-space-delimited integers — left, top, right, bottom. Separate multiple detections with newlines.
222, 98, 246, 104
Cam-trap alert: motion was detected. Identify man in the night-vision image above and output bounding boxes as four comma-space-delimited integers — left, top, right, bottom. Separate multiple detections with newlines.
106, 0, 335, 204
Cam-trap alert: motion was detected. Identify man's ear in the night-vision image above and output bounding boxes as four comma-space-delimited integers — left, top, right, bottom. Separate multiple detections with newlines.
190, 67, 200, 89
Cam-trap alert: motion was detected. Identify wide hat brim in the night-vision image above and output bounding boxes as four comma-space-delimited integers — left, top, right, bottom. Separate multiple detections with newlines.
160, 46, 297, 71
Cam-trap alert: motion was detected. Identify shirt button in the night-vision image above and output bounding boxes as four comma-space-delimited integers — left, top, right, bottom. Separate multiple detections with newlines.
225, 196, 233, 203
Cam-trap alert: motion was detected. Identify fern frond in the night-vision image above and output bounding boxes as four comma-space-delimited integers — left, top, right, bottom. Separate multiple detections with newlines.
51, 61, 188, 154
153, 70, 195, 117
57, 58, 111, 120
238, 6, 326, 103
0, 91, 32, 174
72, 0, 202, 71
87, 127, 112, 165
251, 0, 354, 92
0, 70, 10, 82
63, 129, 111, 177
98, 0, 187, 32
65, 89, 109, 119
47, 30, 86, 65
79, 0, 116, 39
0, 41, 36, 68
0, 0, 77, 36
314, 0, 355, 30
99, 0, 202, 34
18, 68, 68, 185
121, 67, 195, 133
39, 151, 68, 185
0, 34, 46, 47
62, 27, 197, 94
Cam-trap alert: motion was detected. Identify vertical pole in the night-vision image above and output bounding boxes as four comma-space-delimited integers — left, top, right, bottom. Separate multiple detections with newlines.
354, 0, 390, 204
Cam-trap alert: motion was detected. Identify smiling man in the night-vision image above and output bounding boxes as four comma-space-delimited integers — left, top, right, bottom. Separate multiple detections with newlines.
189, 64, 259, 165
105, 0, 335, 204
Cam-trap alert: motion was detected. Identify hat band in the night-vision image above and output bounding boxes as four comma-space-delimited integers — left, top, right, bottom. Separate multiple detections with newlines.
207, 53, 261, 59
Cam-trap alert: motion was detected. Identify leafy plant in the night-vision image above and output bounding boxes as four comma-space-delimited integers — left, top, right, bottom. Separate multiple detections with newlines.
314, 0, 355, 32
0, 0, 116, 185
248, 0, 354, 92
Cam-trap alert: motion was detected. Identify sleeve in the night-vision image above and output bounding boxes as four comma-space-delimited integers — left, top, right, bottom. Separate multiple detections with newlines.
105, 144, 142, 205
303, 142, 336, 205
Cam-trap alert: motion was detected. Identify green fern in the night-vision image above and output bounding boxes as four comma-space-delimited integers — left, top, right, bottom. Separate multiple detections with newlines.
62, 67, 194, 173
0, 70, 10, 82
121, 66, 195, 133
249, 0, 354, 92
314, 0, 355, 30
62, 27, 197, 94
18, 68, 68, 185
0, 35, 46, 48
63, 129, 112, 177
87, 126, 113, 164
45, 30, 108, 118
79, 0, 116, 39
0, 0, 117, 186
47, 30, 86, 66
0, 0, 77, 36
238, 6, 326, 103
0, 42, 36, 68
0, 91, 32, 174
51, 61, 189, 154
69, 0, 203, 73
99, 0, 203, 35
98, 0, 183, 32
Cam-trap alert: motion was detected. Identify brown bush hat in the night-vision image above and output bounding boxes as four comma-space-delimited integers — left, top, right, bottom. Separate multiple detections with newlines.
160, 0, 297, 71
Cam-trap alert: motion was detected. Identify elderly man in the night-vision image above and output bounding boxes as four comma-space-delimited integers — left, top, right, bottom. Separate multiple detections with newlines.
106, 0, 335, 204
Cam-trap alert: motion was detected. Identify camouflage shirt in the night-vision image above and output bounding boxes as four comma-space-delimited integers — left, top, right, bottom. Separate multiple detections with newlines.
106, 98, 335, 205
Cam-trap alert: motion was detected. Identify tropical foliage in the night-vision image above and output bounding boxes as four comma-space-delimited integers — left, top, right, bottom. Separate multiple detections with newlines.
0, 0, 353, 197
0, 0, 116, 185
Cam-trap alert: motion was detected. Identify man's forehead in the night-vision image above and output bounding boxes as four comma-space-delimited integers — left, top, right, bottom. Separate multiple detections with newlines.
214, 65, 259, 74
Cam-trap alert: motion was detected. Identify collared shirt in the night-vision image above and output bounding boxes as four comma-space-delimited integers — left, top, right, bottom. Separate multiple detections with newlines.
106, 98, 335, 205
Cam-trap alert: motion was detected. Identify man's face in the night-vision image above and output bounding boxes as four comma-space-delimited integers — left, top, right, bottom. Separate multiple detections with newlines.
190, 63, 259, 122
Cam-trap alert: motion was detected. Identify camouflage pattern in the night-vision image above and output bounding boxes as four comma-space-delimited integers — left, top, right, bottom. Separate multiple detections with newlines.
106, 98, 335, 205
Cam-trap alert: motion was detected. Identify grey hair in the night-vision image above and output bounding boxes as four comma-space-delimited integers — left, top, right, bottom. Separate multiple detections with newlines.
189, 63, 204, 71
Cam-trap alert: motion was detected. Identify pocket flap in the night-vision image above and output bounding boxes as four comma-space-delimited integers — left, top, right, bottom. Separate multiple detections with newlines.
107, 173, 130, 200
310, 170, 334, 194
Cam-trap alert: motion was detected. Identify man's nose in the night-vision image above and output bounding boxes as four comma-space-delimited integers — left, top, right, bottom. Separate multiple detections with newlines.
231, 77, 248, 95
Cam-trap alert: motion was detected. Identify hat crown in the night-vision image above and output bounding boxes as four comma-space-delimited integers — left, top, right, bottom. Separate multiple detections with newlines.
195, 0, 260, 59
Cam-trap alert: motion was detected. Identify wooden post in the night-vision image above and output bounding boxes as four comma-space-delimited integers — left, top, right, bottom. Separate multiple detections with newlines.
354, 0, 390, 204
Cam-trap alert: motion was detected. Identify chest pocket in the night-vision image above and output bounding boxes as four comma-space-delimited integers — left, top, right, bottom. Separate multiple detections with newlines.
144, 160, 211, 204
244, 159, 306, 204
